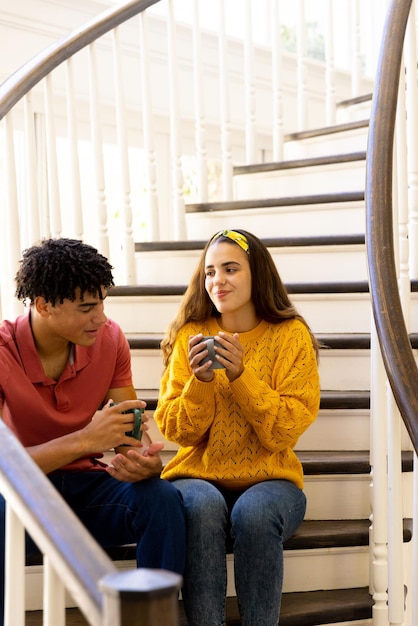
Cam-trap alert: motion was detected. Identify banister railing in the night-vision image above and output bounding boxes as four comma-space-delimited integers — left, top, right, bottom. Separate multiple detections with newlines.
365, 0, 418, 452
0, 419, 181, 626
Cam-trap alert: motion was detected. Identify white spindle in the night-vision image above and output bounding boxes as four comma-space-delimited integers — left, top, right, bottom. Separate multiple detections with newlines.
4, 112, 23, 321
166, 0, 187, 240
271, 0, 284, 162
88, 42, 110, 259
370, 322, 389, 625
44, 74, 62, 238
23, 92, 41, 248
139, 12, 161, 240
4, 507, 25, 626
192, 0, 208, 202
44, 556, 66, 626
218, 0, 233, 200
296, 0, 308, 130
112, 27, 136, 282
325, 0, 336, 125
34, 112, 49, 238
65, 57, 84, 240
351, 0, 362, 97
244, 0, 256, 163
405, 1, 418, 280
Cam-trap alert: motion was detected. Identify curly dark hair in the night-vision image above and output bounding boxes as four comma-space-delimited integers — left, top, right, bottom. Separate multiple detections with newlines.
15, 238, 114, 305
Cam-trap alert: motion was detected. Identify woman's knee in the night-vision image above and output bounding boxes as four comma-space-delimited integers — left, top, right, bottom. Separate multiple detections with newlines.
173, 479, 227, 526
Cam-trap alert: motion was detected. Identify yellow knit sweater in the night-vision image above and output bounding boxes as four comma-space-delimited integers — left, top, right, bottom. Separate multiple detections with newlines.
154, 318, 320, 489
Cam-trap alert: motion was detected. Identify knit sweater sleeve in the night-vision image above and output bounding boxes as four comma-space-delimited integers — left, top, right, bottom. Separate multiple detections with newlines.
154, 325, 218, 446
229, 320, 319, 451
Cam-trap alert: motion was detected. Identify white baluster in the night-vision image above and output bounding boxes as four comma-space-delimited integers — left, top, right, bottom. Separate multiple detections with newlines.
405, 1, 418, 280
192, 0, 208, 202
271, 0, 284, 162
88, 42, 110, 259
139, 12, 161, 240
369, 322, 389, 626
44, 556, 66, 626
218, 0, 233, 200
166, 0, 187, 240
44, 74, 62, 238
4, 506, 25, 626
23, 92, 41, 248
350, 0, 362, 97
244, 0, 256, 164
112, 27, 136, 282
3, 112, 23, 321
65, 57, 83, 240
325, 0, 336, 125
296, 0, 308, 130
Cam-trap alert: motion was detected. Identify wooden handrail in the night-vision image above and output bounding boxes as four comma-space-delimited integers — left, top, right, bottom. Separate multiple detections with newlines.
365, 0, 418, 451
0, 0, 160, 120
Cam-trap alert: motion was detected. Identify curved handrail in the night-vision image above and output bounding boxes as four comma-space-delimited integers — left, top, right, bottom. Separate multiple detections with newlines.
0, 0, 160, 120
365, 0, 418, 451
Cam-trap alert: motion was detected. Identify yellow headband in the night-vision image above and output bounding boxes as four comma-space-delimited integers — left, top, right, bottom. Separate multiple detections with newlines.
211, 230, 249, 254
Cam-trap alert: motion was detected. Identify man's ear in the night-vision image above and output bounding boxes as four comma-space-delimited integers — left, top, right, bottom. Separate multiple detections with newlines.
34, 296, 52, 318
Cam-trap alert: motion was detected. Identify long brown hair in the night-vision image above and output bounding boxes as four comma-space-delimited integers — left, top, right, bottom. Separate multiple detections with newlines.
161, 229, 319, 365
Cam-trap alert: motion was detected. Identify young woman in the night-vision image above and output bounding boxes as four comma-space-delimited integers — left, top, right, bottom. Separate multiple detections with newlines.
154, 229, 320, 626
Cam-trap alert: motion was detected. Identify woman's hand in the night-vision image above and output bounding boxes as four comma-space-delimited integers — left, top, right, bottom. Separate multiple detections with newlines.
106, 442, 164, 482
188, 334, 215, 382
189, 332, 244, 382
216, 332, 244, 381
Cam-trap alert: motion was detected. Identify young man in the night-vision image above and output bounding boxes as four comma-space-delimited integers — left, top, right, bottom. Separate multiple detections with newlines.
0, 237, 185, 624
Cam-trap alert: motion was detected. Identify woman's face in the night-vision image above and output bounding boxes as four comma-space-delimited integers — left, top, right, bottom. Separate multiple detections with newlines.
204, 241, 253, 318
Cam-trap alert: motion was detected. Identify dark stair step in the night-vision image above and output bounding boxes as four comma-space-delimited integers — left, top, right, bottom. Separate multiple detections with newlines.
222, 586, 373, 626
285, 118, 369, 141
136, 389, 372, 411
135, 233, 366, 252
233, 151, 366, 176
185, 191, 364, 214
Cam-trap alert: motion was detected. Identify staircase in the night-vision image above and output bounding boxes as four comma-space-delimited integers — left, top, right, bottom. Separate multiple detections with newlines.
96, 99, 414, 626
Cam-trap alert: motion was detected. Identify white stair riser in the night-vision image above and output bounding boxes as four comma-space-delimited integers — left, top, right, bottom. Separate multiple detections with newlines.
233, 161, 366, 201
105, 293, 379, 335
23, 547, 369, 610
186, 202, 365, 240
130, 348, 371, 391
305, 472, 413, 520
284, 128, 368, 159
135, 245, 368, 285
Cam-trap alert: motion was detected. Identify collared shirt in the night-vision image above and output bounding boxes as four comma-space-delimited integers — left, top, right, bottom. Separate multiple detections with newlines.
0, 310, 132, 472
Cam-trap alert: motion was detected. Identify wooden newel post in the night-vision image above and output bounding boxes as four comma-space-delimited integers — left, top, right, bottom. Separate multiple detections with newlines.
99, 568, 183, 626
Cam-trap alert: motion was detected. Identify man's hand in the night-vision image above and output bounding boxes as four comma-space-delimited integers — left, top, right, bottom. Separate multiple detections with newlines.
106, 442, 164, 482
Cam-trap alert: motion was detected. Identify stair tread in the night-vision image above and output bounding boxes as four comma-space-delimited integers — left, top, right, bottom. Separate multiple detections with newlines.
135, 233, 366, 252
285, 118, 369, 141
186, 190, 364, 213
137, 389, 372, 411
68, 518, 410, 566
233, 151, 366, 176
223, 586, 373, 626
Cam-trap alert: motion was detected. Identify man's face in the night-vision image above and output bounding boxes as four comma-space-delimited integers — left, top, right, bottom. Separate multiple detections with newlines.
41, 287, 107, 347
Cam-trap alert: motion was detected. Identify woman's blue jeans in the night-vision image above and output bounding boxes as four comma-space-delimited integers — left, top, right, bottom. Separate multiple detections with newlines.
174, 478, 306, 626
0, 471, 186, 626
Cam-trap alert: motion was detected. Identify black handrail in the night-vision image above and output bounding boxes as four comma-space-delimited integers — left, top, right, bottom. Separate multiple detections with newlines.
0, 0, 160, 120
365, 0, 418, 451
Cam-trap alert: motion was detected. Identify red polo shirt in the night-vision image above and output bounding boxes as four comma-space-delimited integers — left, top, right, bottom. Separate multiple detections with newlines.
0, 311, 133, 472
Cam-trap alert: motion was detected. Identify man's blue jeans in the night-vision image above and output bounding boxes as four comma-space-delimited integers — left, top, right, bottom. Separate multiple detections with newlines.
0, 471, 186, 626
174, 478, 306, 626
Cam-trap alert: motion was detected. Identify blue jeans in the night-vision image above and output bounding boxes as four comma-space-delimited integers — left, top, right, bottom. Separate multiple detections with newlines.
0, 471, 186, 626
174, 478, 306, 626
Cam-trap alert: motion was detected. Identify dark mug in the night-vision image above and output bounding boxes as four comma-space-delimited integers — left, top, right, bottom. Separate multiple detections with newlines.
110, 402, 143, 440
199, 336, 225, 370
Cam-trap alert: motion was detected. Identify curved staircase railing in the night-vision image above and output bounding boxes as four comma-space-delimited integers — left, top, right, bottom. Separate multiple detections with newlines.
365, 0, 418, 452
